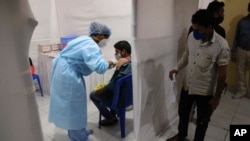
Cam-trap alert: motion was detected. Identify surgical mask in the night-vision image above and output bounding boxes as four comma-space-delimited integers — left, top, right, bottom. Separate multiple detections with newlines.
215, 16, 224, 24
98, 39, 108, 47
115, 53, 122, 60
193, 30, 206, 40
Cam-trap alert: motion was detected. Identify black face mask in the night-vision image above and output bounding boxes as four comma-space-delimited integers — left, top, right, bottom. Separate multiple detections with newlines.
215, 16, 224, 24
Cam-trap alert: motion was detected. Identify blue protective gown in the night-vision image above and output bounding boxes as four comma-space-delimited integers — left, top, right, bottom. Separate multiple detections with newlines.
49, 36, 109, 130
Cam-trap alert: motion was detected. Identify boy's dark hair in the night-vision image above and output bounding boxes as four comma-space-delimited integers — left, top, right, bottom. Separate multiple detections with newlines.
191, 9, 214, 28
114, 40, 131, 54
207, 0, 225, 13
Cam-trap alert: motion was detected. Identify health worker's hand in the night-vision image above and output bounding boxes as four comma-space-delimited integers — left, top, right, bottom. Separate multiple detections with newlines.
108, 60, 116, 69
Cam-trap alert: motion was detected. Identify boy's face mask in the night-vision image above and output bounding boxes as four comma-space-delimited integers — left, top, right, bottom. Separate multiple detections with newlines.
193, 29, 206, 40
115, 53, 122, 60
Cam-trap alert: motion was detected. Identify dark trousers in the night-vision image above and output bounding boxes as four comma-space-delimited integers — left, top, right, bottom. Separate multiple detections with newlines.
90, 91, 116, 119
178, 89, 213, 141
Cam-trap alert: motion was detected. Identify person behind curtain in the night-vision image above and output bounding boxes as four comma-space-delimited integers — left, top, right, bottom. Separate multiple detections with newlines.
206, 0, 226, 38
231, 2, 250, 99
48, 22, 116, 141
166, 10, 230, 141
188, 0, 226, 38
90, 40, 132, 126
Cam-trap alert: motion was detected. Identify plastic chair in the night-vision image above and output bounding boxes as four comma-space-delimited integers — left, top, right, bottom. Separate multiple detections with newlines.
29, 57, 43, 97
32, 74, 44, 97
99, 73, 133, 138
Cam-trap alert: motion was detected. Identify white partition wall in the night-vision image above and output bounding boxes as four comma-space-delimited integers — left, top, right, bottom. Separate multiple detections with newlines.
132, 0, 198, 140
0, 1, 43, 141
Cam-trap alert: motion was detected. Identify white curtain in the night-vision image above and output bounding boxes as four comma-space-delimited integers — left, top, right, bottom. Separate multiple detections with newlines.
133, 0, 199, 140
29, 0, 132, 42
0, 1, 43, 141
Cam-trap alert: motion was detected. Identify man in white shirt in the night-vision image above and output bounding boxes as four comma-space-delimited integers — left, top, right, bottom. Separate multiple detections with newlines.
166, 9, 230, 141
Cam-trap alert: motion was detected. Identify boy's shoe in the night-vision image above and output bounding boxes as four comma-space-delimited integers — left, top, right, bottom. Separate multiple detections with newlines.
100, 117, 118, 126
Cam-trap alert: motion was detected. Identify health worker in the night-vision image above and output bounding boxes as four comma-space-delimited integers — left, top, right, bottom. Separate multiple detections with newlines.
49, 22, 115, 141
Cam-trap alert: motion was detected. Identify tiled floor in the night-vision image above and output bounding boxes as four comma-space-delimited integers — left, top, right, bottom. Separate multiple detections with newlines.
35, 89, 250, 141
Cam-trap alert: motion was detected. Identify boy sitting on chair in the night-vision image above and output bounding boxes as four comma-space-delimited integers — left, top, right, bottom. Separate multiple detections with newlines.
90, 40, 132, 126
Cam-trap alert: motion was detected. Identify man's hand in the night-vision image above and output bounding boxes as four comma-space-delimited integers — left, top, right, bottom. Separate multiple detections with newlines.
209, 97, 220, 111
211, 65, 227, 110
169, 69, 178, 80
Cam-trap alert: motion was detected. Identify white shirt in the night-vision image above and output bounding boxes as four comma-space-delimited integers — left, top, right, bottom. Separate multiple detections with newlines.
176, 31, 230, 96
